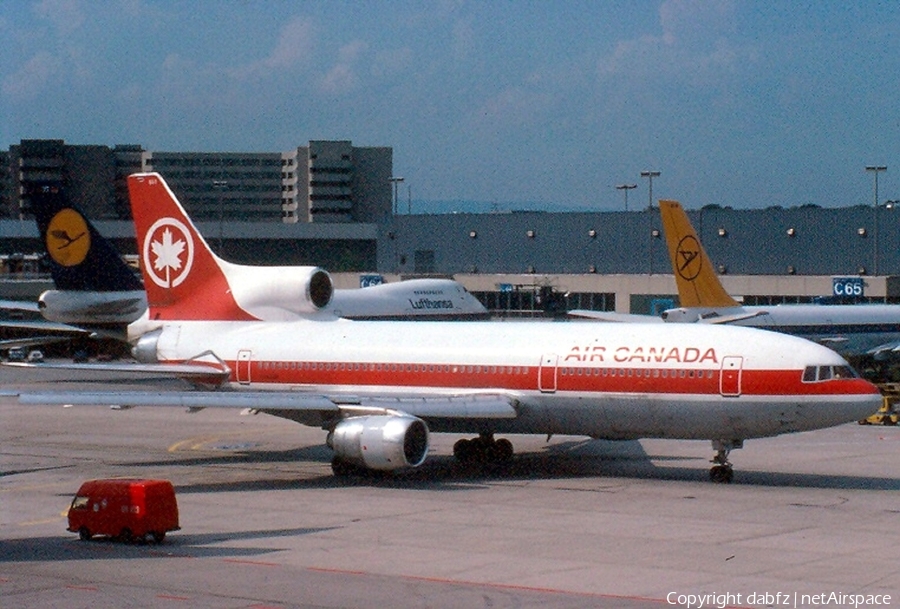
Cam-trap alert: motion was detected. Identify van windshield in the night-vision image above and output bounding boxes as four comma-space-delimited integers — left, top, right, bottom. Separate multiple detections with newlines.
70, 496, 89, 510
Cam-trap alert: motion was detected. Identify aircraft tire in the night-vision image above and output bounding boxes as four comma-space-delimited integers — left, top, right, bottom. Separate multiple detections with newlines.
709, 465, 734, 484
492, 438, 514, 462
331, 456, 363, 477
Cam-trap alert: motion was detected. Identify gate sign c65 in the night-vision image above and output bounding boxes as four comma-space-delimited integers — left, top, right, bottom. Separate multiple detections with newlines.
832, 277, 864, 298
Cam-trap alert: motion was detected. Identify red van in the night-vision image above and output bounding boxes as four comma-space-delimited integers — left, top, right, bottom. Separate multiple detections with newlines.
67, 479, 180, 543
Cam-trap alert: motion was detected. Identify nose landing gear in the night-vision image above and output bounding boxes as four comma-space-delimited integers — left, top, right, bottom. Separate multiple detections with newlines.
710, 439, 742, 483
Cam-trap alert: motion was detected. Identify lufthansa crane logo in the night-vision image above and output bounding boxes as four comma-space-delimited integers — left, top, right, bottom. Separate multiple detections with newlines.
676, 235, 702, 281
143, 217, 194, 288
46, 209, 91, 267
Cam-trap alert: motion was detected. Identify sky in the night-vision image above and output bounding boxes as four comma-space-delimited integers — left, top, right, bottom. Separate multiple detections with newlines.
2, 0, 899, 213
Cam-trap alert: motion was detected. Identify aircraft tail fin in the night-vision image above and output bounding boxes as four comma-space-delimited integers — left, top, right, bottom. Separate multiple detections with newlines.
658, 200, 740, 308
127, 173, 257, 321
25, 182, 143, 292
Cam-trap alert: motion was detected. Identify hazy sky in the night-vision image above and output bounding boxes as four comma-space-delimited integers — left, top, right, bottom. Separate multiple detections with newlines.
2, 0, 898, 212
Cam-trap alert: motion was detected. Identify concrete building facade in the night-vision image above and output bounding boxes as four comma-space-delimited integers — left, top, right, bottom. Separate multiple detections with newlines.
1, 139, 392, 226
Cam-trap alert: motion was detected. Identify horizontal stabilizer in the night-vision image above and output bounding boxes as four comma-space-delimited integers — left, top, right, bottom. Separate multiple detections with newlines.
3, 360, 230, 385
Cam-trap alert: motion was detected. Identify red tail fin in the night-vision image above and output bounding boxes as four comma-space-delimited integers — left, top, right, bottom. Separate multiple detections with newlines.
127, 173, 257, 321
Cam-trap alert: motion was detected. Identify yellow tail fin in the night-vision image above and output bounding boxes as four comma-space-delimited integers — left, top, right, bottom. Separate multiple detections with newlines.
658, 200, 740, 308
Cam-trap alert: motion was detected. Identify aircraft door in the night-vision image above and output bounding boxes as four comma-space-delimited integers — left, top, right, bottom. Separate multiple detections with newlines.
539, 353, 558, 393
237, 350, 252, 385
719, 356, 742, 397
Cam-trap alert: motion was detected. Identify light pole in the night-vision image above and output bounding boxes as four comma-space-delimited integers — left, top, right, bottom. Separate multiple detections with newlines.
212, 180, 228, 251
389, 176, 404, 216
865, 165, 886, 275
616, 184, 637, 211
640, 170, 660, 210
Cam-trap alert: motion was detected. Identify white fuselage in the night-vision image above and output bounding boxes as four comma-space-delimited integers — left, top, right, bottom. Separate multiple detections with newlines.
329, 279, 487, 320
148, 318, 880, 442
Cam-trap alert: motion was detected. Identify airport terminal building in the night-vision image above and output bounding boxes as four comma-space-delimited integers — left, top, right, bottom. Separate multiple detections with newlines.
1, 139, 898, 315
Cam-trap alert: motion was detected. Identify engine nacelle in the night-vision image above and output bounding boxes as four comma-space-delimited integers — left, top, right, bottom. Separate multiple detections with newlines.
39, 289, 147, 324
660, 307, 701, 323
330, 415, 429, 471
225, 265, 334, 319
132, 328, 162, 363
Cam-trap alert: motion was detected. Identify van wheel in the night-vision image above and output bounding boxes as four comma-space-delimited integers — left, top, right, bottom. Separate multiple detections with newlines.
119, 528, 133, 543
151, 531, 166, 543
78, 527, 92, 541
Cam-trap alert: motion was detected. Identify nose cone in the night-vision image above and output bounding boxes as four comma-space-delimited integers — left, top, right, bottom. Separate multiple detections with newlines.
813, 378, 883, 430
850, 379, 885, 419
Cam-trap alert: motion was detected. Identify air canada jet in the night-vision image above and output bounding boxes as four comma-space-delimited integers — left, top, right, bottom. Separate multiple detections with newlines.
657, 200, 900, 380
2, 181, 486, 340
7, 174, 882, 483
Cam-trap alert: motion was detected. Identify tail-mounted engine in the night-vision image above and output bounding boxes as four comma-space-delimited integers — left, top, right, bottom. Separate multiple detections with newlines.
226, 265, 334, 319
329, 415, 429, 472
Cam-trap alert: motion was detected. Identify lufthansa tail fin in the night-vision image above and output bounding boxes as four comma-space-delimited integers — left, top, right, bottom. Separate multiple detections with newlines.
658, 200, 740, 308
127, 173, 257, 322
26, 183, 143, 292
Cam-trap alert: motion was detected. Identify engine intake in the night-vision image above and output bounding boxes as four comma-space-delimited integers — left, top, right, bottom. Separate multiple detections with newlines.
330, 415, 429, 471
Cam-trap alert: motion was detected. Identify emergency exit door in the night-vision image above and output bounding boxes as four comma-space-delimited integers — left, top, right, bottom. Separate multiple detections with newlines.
539, 353, 558, 393
719, 356, 743, 397
237, 350, 252, 385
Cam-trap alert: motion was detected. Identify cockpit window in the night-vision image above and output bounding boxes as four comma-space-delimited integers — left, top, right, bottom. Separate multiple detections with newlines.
803, 365, 859, 382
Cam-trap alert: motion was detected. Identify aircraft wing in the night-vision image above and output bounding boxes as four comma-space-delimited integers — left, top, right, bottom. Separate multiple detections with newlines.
0, 336, 73, 350
1, 299, 40, 313
0, 319, 90, 334
567, 309, 663, 323
12, 389, 519, 419
868, 341, 900, 360
693, 310, 769, 324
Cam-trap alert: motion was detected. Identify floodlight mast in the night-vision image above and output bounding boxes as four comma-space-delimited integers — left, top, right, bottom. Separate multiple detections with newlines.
865, 165, 886, 275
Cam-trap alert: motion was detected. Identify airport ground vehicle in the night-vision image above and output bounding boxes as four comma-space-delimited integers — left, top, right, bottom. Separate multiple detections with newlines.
859, 384, 900, 426
67, 479, 179, 543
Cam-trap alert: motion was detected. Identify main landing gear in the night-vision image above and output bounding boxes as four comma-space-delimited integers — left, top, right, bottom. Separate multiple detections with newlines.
709, 439, 743, 483
453, 433, 513, 465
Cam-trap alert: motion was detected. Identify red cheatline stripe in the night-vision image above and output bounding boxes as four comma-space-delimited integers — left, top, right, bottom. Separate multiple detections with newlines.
205, 358, 875, 397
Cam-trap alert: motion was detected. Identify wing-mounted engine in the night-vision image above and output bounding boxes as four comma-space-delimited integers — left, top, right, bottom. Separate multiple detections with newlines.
224, 265, 334, 319
328, 415, 429, 473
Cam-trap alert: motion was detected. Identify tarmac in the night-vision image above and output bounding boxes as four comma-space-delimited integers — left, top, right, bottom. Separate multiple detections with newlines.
1, 363, 898, 608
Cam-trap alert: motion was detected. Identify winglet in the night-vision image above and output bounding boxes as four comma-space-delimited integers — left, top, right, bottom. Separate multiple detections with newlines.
127, 173, 257, 321
658, 200, 740, 308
